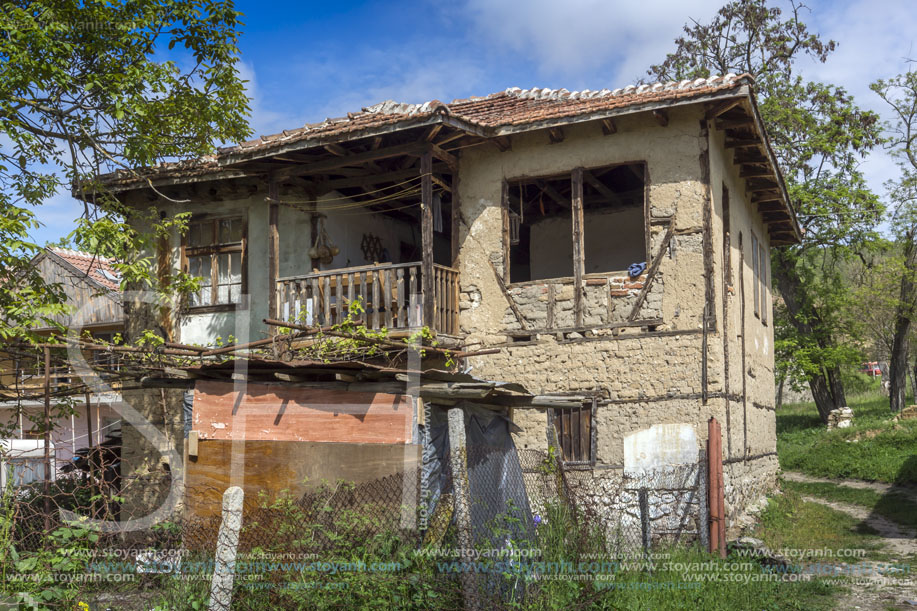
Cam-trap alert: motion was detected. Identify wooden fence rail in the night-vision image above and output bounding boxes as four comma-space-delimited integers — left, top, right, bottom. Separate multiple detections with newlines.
276, 262, 460, 335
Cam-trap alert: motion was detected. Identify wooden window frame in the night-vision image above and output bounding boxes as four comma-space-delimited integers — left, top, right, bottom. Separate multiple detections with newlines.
502, 161, 649, 302
181, 215, 248, 314
549, 399, 596, 466
751, 232, 760, 318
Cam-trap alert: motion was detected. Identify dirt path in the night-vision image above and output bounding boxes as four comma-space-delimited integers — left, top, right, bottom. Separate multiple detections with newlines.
797, 495, 917, 558
792, 490, 917, 609
783, 471, 917, 504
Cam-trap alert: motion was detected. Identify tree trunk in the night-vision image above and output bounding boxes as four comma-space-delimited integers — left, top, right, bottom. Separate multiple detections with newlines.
888, 232, 917, 413
911, 360, 917, 403
776, 377, 785, 410
773, 250, 847, 423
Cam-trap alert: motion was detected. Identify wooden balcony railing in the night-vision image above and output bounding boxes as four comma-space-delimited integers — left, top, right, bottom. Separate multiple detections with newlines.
276, 262, 460, 335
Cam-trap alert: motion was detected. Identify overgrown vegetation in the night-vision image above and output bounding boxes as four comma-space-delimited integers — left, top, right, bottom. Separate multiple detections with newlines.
777, 393, 917, 484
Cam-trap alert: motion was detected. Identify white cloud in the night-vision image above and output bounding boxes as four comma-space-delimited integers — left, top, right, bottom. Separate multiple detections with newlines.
458, 0, 723, 84
802, 0, 917, 199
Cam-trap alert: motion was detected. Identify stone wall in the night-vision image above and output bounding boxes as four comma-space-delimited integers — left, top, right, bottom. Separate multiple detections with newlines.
455, 106, 778, 534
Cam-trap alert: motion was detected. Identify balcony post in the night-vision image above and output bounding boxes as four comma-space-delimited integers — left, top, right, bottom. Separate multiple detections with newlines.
421, 150, 435, 329
267, 178, 280, 331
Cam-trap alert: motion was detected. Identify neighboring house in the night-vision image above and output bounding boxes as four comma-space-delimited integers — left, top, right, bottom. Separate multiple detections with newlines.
0, 248, 124, 484
97, 73, 799, 532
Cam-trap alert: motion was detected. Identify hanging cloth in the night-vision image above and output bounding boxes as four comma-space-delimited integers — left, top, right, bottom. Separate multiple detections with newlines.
433, 192, 443, 233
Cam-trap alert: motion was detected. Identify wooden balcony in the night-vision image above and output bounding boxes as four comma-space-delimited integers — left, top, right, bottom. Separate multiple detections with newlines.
276, 261, 460, 336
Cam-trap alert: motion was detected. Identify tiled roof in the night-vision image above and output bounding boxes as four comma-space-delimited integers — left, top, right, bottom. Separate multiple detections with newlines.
102, 74, 751, 186
229, 73, 749, 153
49, 248, 121, 291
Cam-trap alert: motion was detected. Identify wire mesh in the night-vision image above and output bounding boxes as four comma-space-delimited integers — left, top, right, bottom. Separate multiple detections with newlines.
0, 447, 705, 610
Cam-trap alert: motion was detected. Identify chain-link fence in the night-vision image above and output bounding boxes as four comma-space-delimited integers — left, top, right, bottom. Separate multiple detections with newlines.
0, 445, 707, 610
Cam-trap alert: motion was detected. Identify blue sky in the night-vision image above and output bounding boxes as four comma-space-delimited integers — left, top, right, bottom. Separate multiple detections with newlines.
33, 0, 917, 245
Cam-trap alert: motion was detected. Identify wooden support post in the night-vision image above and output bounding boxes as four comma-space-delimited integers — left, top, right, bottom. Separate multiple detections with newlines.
501, 179, 510, 282
571, 168, 585, 328
421, 151, 435, 329
447, 408, 478, 609
707, 417, 726, 558
268, 182, 280, 330
84, 391, 98, 518
639, 488, 651, 552
209, 486, 244, 611
42, 346, 51, 532
267, 204, 278, 335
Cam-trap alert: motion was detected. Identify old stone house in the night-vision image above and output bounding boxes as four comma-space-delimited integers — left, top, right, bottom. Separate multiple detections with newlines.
98, 73, 799, 532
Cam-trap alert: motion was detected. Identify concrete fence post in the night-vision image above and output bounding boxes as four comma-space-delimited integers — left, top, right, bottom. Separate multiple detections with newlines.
209, 486, 244, 611
447, 407, 478, 610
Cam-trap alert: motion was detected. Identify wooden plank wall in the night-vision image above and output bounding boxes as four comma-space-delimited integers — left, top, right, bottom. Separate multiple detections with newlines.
192, 380, 414, 444
184, 440, 421, 521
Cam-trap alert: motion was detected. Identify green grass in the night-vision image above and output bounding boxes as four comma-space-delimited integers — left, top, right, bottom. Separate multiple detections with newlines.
782, 480, 917, 531
580, 545, 836, 610
777, 392, 917, 484
752, 488, 886, 560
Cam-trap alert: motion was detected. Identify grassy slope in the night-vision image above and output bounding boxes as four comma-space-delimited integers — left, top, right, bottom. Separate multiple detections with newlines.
777, 393, 917, 484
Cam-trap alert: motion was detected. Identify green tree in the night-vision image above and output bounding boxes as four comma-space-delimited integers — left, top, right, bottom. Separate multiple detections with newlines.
650, 0, 883, 423
872, 68, 917, 412
0, 0, 251, 340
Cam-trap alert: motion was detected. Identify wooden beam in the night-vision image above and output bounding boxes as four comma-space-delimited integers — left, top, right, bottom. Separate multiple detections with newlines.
733, 153, 768, 164
431, 174, 452, 193
548, 127, 565, 144
493, 136, 512, 152
421, 152, 435, 328
739, 166, 773, 179
488, 258, 528, 330
571, 168, 585, 328
653, 110, 669, 127
424, 124, 443, 142
501, 180, 510, 282
628, 221, 674, 321
725, 138, 762, 149
430, 143, 458, 172
601, 118, 617, 135
717, 118, 755, 130
535, 179, 569, 208
751, 190, 781, 201
371, 136, 383, 150
313, 164, 447, 193
273, 142, 427, 180
706, 98, 743, 119
583, 170, 623, 205
324, 143, 349, 157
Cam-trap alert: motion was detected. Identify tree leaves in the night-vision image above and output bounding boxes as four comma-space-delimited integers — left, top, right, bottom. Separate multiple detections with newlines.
0, 0, 251, 341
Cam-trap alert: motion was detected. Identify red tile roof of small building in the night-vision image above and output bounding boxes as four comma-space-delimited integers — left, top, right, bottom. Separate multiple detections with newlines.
48, 248, 121, 291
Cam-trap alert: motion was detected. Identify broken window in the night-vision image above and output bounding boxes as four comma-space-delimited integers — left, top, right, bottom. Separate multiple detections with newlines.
184, 217, 245, 308
506, 163, 646, 283
551, 401, 595, 464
